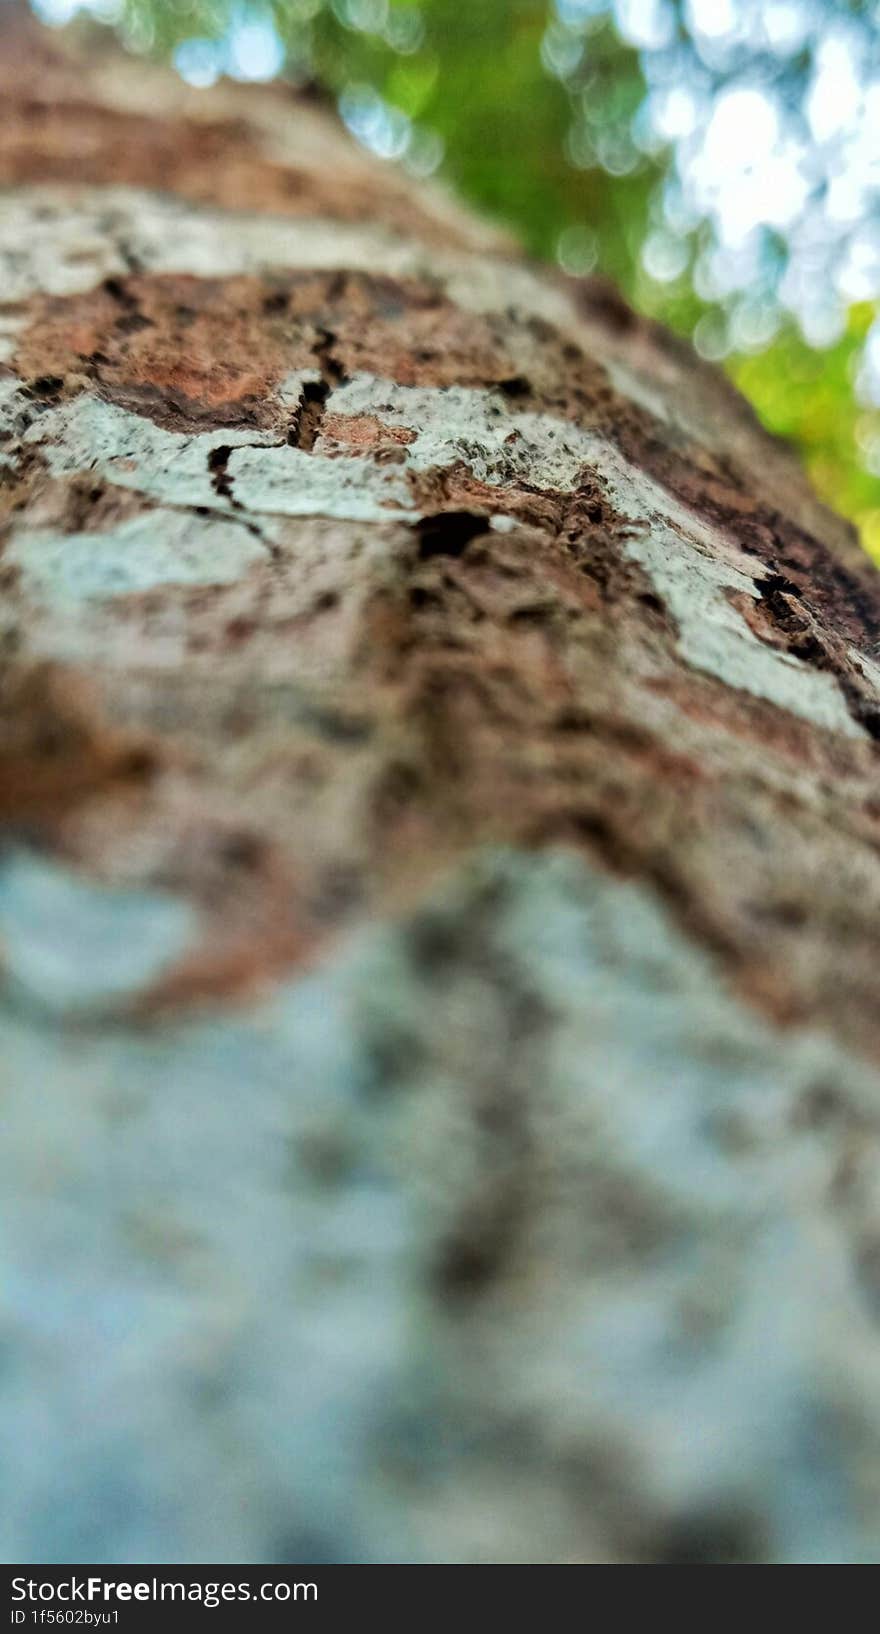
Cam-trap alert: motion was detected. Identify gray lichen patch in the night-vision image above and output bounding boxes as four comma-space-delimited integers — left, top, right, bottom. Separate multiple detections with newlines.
0, 187, 430, 305
6, 509, 269, 601
0, 848, 197, 1016
8, 382, 414, 525
7, 366, 876, 742
3, 846, 880, 1563
0, 187, 686, 443
0, 310, 24, 365
589, 437, 873, 740
22, 393, 282, 511
0, 186, 606, 406
626, 517, 866, 738
228, 442, 415, 522
0, 375, 33, 442
0, 184, 866, 585
325, 373, 604, 491
0, 192, 133, 303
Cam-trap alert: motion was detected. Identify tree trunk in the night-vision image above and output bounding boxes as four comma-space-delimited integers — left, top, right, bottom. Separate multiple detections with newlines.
4, 7, 880, 1566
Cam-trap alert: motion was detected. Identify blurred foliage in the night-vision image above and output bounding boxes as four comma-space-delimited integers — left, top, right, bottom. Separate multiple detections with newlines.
35, 0, 880, 556
731, 306, 880, 557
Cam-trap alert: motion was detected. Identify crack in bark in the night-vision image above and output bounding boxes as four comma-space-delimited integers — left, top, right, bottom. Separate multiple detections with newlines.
287, 328, 348, 452
287, 378, 330, 452
207, 443, 235, 503
202, 444, 282, 556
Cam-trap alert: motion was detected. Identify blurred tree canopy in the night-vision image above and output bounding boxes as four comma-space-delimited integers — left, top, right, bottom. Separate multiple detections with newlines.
32, 0, 880, 557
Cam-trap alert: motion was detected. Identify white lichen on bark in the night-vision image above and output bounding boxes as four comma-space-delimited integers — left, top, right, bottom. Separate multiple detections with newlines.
3, 846, 880, 1562
3, 360, 873, 736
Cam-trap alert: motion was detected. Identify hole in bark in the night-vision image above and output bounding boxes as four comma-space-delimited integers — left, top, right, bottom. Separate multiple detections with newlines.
554, 706, 594, 733
312, 590, 339, 613
218, 830, 265, 870
117, 746, 158, 781
498, 374, 531, 399
638, 591, 665, 614
736, 573, 833, 671
856, 705, 880, 742
761, 571, 802, 600
415, 511, 489, 560
408, 585, 442, 611
26, 375, 64, 400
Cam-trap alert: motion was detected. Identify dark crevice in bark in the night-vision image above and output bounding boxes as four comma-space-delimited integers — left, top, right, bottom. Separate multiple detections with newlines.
313, 325, 348, 387
752, 574, 834, 668
726, 571, 880, 746
102, 275, 140, 311
116, 238, 145, 276
415, 511, 490, 561
203, 446, 278, 555
288, 378, 331, 452
207, 443, 235, 502
288, 328, 349, 451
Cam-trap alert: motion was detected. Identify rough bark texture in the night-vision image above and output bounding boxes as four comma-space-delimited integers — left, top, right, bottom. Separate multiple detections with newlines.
5, 8, 880, 1565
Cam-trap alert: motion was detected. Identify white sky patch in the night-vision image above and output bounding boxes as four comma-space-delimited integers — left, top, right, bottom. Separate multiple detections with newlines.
685, 0, 737, 42
688, 88, 809, 249
173, 8, 285, 86
807, 32, 861, 145
29, 0, 83, 23
339, 85, 412, 162
835, 226, 880, 305
173, 38, 224, 90
30, 0, 121, 22
762, 2, 811, 57
614, 0, 674, 51
552, 0, 880, 353
223, 10, 286, 82
650, 86, 701, 141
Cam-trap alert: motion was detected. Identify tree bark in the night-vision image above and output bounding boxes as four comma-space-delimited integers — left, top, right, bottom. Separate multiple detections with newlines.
4, 7, 880, 1565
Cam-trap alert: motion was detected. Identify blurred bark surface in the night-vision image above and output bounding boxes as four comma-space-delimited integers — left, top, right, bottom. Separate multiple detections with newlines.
4, 6, 880, 1565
